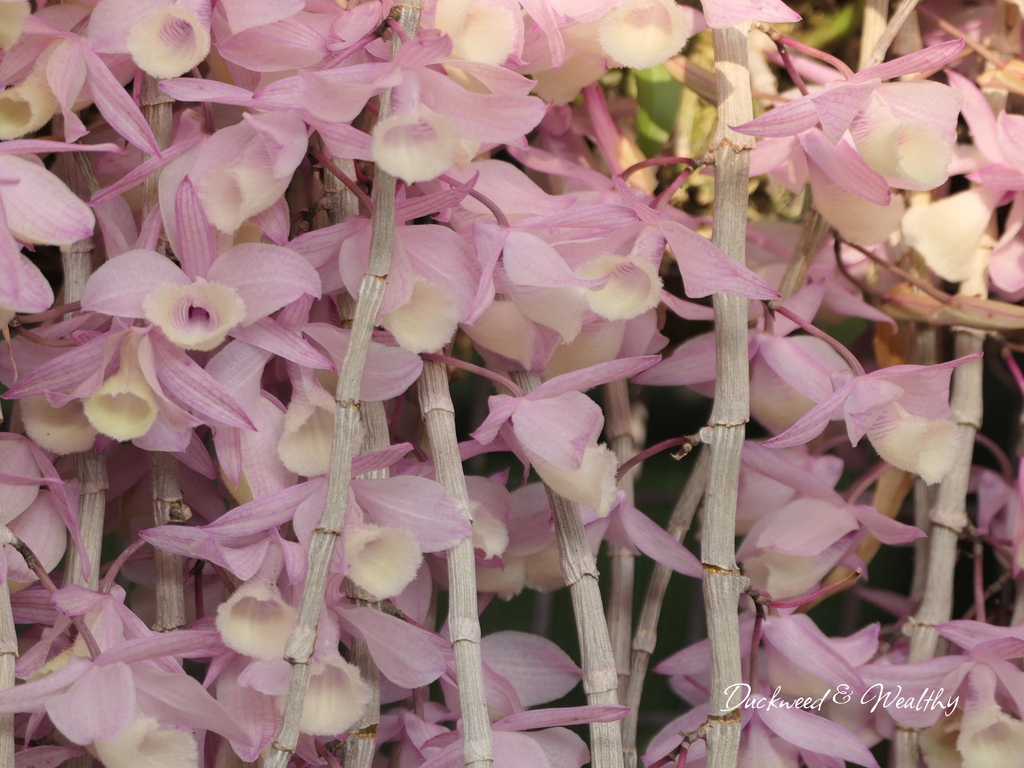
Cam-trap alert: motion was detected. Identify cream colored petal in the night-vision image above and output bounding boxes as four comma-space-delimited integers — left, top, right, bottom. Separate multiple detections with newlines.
345, 524, 423, 600
215, 581, 297, 661
83, 361, 159, 442
532, 444, 618, 517
598, 0, 692, 70
299, 657, 372, 737
901, 189, 993, 283
143, 280, 245, 352
127, 4, 211, 80
381, 279, 460, 354
0, 75, 57, 141
371, 107, 460, 184
21, 396, 98, 455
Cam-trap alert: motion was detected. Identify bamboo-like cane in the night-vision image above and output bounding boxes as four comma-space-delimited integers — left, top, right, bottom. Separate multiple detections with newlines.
0, 457, 13, 768
622, 449, 709, 768
700, 24, 755, 768
509, 370, 623, 768
265, 7, 423, 767
896, 4, 1015, 763
603, 379, 639, 707
138, 73, 189, 633
419, 359, 494, 768
330, 180, 386, 768
50, 134, 109, 594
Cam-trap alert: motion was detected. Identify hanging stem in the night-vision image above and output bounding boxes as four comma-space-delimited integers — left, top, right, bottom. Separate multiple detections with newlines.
136, 72, 188, 634
700, 24, 756, 768
332, 210, 386, 768
602, 380, 640, 715
622, 450, 709, 768
49, 123, 109, 595
511, 369, 624, 768
265, 7, 424, 767
0, 500, 14, 768
419, 358, 493, 768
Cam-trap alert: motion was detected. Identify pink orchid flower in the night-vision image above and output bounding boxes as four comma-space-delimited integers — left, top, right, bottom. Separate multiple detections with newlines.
87, 0, 212, 80
764, 356, 980, 485
0, 140, 118, 322
4, 322, 254, 451
82, 177, 322, 359
739, 39, 965, 244
0, 586, 251, 758
473, 356, 659, 515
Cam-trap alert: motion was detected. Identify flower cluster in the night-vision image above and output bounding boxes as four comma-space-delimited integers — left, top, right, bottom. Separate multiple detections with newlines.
2, 2, 1024, 768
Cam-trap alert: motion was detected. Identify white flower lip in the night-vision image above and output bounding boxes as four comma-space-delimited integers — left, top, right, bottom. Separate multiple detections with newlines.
371, 107, 461, 184
0, 75, 57, 141
344, 523, 423, 600
127, 4, 211, 80
142, 279, 246, 352
215, 580, 298, 661
381, 278, 460, 353
83, 360, 160, 442
598, 0, 692, 71
576, 253, 663, 321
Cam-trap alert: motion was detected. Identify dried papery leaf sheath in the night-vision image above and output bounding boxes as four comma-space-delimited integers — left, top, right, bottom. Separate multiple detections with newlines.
266, 7, 424, 767
511, 369, 623, 768
420, 359, 493, 768
703, 23, 755, 768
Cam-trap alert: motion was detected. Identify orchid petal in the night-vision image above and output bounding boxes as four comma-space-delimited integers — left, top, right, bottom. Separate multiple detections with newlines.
352, 476, 470, 552
619, 503, 702, 578
80, 44, 159, 155
207, 244, 321, 324
46, 662, 135, 745
335, 604, 448, 689
82, 250, 189, 319
0, 155, 95, 245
